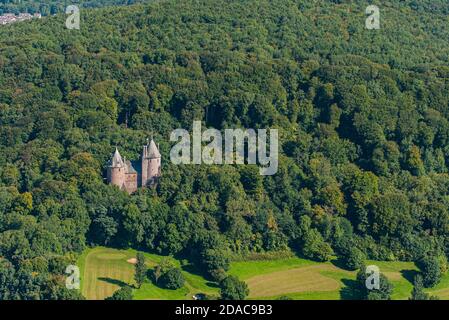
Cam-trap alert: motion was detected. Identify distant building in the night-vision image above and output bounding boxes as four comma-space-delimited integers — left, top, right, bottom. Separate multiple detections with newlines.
17, 13, 32, 21
107, 139, 161, 194
0, 12, 41, 26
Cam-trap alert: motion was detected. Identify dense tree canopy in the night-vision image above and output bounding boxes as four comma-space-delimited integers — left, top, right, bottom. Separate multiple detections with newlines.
0, 0, 148, 15
0, 0, 449, 299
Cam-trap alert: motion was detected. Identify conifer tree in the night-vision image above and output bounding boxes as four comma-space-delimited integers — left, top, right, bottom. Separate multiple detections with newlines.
134, 253, 146, 289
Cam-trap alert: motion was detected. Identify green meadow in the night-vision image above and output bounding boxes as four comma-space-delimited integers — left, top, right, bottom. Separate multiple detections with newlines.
77, 247, 449, 300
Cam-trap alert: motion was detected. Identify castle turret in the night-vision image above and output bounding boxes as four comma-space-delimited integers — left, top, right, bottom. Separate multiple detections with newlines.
107, 148, 126, 189
148, 139, 161, 181
141, 140, 149, 187
141, 139, 161, 187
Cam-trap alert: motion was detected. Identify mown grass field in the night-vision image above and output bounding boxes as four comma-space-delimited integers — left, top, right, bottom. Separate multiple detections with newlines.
77, 247, 449, 300
77, 247, 218, 300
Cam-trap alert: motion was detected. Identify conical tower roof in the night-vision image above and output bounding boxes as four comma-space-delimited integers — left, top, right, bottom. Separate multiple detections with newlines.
111, 147, 124, 167
147, 139, 161, 158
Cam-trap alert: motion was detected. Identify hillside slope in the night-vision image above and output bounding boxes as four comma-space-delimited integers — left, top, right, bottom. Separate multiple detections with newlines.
0, 0, 150, 15
0, 0, 449, 299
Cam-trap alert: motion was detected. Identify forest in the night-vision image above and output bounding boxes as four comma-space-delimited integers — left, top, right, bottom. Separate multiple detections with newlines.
1, 0, 449, 299
0, 0, 147, 15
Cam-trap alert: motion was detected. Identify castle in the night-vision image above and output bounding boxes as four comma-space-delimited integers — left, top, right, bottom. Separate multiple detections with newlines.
107, 139, 161, 194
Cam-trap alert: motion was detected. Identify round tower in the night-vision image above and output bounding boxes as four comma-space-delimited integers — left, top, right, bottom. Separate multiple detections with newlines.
107, 148, 126, 189
147, 139, 161, 185
141, 141, 148, 187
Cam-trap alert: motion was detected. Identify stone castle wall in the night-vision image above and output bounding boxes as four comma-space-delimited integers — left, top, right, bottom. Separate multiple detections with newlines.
124, 173, 137, 194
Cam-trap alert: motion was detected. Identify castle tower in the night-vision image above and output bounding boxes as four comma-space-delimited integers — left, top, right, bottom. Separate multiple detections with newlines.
141, 140, 149, 187
141, 138, 161, 187
107, 148, 126, 189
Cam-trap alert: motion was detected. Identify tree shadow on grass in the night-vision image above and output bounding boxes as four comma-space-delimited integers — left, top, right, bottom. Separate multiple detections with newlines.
146, 269, 154, 281
98, 277, 129, 288
181, 263, 200, 275
331, 258, 350, 270
401, 269, 419, 284
340, 279, 362, 300
181, 263, 219, 288
144, 269, 163, 288
205, 281, 219, 288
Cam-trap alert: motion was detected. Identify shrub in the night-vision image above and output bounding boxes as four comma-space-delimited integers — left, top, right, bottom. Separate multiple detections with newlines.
419, 255, 442, 288
356, 265, 393, 300
302, 229, 334, 262
410, 275, 439, 300
105, 286, 133, 300
159, 268, 185, 290
152, 258, 176, 283
220, 275, 249, 300
341, 247, 365, 270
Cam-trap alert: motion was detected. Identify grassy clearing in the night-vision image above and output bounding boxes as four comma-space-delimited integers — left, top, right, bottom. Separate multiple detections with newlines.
79, 247, 135, 300
230, 259, 356, 300
245, 265, 345, 298
230, 258, 447, 300
77, 247, 218, 300
228, 256, 317, 279
78, 247, 449, 300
